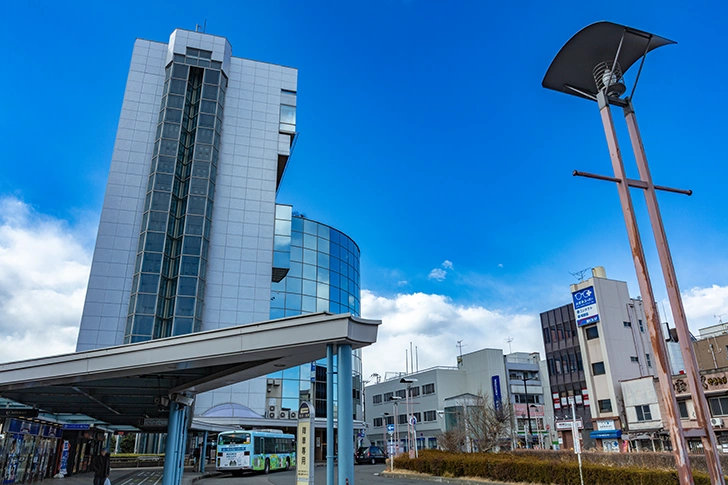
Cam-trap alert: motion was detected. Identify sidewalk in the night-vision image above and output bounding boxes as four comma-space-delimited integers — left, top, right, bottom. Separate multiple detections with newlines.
50, 466, 215, 485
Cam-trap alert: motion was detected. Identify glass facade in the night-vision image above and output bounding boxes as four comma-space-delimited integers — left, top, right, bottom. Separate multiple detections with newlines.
125, 48, 227, 343
268, 211, 363, 419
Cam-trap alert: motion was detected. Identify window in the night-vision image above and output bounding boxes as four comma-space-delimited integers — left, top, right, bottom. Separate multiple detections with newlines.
373, 417, 383, 427
592, 362, 606, 375
585, 326, 599, 340
422, 383, 435, 395
635, 405, 652, 421
395, 389, 406, 399
383, 392, 393, 401
598, 399, 612, 413
372, 394, 383, 404
398, 414, 408, 425
413, 412, 421, 423
543, 327, 551, 344
638, 320, 645, 332
385, 415, 394, 425
709, 397, 728, 416
630, 356, 639, 363
623, 321, 632, 328
423, 410, 437, 422
280, 105, 296, 133
408, 386, 420, 398
645, 354, 652, 368
678, 401, 689, 419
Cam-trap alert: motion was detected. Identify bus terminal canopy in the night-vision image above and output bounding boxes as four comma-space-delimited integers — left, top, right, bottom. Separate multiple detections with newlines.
0, 312, 380, 432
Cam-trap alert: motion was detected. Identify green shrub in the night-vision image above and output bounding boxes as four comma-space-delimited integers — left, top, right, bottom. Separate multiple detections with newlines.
392, 450, 717, 485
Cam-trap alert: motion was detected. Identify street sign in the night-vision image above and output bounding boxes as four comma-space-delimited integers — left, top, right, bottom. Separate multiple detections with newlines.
387, 424, 394, 434
572, 286, 599, 326
297, 402, 315, 485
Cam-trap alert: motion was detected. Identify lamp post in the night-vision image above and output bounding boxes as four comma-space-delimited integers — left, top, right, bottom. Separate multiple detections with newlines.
529, 404, 542, 449
400, 378, 418, 458
520, 373, 537, 449
382, 412, 393, 471
543, 22, 724, 485
388, 396, 402, 456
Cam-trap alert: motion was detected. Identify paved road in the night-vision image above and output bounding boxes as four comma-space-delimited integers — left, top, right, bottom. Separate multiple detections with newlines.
115, 469, 164, 485
201, 464, 398, 485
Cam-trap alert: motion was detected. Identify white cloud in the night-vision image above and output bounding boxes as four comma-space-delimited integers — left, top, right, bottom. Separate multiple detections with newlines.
660, 285, 728, 333
427, 268, 447, 281
360, 290, 542, 380
397, 280, 409, 287
0, 197, 92, 363
442, 260, 453, 270
498, 263, 504, 268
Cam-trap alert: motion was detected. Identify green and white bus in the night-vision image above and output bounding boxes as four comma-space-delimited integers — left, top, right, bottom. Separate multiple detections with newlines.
216, 429, 295, 475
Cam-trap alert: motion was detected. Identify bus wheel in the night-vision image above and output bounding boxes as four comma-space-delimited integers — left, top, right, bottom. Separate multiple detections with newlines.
264, 459, 270, 474
285, 458, 290, 471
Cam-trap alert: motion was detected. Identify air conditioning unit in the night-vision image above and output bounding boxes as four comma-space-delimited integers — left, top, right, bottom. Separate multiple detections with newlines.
290, 411, 296, 419
268, 412, 275, 419
267, 379, 274, 386
711, 417, 723, 428
280, 411, 288, 419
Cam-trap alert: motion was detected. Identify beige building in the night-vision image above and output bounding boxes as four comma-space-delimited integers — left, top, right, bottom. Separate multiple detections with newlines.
571, 267, 657, 451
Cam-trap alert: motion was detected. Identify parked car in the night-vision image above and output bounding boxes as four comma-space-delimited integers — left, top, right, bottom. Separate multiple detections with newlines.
355, 446, 388, 465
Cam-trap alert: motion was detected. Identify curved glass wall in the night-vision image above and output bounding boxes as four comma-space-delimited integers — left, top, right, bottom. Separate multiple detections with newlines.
269, 211, 363, 420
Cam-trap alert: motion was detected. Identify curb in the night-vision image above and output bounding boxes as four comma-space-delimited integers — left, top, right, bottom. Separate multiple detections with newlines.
191, 472, 224, 482
379, 471, 509, 485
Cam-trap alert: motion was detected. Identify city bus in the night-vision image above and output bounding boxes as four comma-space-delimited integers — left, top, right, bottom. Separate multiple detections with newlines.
216, 429, 295, 476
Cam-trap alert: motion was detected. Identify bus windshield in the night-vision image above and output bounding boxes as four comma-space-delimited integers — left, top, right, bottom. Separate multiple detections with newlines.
219, 433, 251, 445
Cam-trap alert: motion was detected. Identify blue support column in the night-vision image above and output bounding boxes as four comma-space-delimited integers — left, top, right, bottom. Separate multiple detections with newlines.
162, 403, 182, 485
326, 345, 335, 485
177, 406, 189, 485
200, 430, 208, 474
337, 344, 353, 485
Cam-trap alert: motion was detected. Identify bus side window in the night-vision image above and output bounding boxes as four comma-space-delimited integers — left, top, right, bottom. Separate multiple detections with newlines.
254, 437, 263, 454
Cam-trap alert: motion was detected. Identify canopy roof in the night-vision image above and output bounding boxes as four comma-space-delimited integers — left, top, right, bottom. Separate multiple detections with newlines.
0, 312, 379, 431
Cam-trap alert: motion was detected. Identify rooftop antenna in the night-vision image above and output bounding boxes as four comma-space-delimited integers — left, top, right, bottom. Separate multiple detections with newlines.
505, 336, 513, 354
456, 340, 465, 359
569, 268, 591, 282
715, 314, 727, 325
195, 20, 207, 33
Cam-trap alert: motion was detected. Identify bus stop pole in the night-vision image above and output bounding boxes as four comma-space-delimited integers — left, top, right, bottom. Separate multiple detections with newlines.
326, 344, 335, 485
337, 345, 354, 485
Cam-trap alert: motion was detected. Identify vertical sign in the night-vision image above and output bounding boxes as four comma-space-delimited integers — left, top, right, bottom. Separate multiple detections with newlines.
296, 402, 315, 485
491, 375, 502, 410
59, 441, 70, 475
572, 286, 599, 326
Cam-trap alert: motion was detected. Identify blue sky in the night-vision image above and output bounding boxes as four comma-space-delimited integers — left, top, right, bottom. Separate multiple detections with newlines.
2, 1, 727, 372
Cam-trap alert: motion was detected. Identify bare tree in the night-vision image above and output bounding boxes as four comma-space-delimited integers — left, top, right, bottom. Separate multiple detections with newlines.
460, 392, 513, 453
437, 425, 467, 453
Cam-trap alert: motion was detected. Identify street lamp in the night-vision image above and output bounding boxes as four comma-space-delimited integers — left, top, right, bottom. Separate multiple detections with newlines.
529, 404, 542, 449
520, 373, 537, 449
382, 412, 394, 472
400, 377, 418, 458
388, 395, 403, 456
543, 21, 724, 485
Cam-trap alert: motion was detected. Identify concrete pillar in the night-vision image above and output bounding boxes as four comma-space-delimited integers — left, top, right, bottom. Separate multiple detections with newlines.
337, 344, 353, 485
162, 403, 182, 485
327, 344, 335, 485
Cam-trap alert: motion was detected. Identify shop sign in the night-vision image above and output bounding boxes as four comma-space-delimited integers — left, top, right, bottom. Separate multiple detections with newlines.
59, 441, 70, 475
138, 418, 168, 428
596, 419, 616, 431
62, 424, 90, 430
0, 409, 38, 418
572, 286, 599, 326
556, 420, 583, 430
553, 392, 561, 410
492, 375, 502, 410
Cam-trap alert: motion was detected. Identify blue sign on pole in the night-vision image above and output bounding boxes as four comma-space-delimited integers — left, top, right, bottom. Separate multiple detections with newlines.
572, 286, 600, 326
387, 424, 395, 433
492, 375, 502, 410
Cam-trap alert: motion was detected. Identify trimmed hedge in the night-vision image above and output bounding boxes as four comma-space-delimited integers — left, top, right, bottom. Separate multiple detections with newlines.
393, 450, 715, 485
512, 449, 728, 475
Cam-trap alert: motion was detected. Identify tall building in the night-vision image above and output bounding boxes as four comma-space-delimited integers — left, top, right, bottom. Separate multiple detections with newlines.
74, 29, 362, 452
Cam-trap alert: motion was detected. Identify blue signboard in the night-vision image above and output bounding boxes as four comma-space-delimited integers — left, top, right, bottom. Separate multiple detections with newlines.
387, 424, 395, 433
572, 286, 600, 326
492, 375, 502, 410
62, 424, 90, 430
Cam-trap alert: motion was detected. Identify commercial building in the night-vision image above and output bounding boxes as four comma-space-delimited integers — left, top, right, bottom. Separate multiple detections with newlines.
72, 27, 363, 451
364, 348, 552, 451
540, 303, 593, 449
